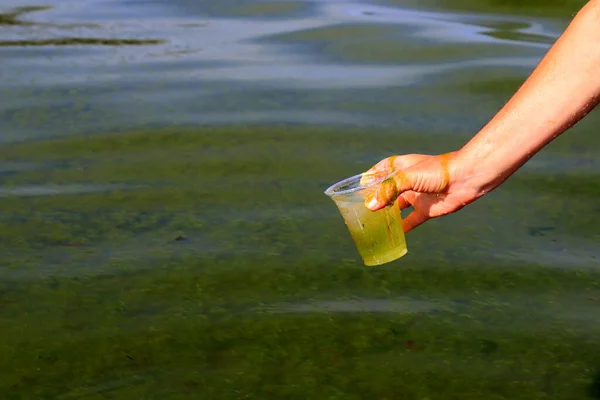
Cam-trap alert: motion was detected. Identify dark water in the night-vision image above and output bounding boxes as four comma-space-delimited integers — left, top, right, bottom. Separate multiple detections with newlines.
1, 0, 600, 398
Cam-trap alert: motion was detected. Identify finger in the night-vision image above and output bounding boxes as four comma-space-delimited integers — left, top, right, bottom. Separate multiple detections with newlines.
402, 210, 429, 233
391, 167, 417, 195
360, 156, 398, 185
366, 190, 411, 211
361, 154, 429, 185
399, 153, 455, 194
365, 178, 398, 211
396, 195, 411, 210
399, 190, 418, 209
390, 154, 431, 170
363, 154, 428, 178
360, 169, 387, 186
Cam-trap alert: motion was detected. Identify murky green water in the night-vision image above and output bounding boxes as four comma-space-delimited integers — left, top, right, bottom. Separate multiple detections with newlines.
1, 0, 599, 398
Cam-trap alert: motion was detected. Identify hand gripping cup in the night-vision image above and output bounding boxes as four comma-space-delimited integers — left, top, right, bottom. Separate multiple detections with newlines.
325, 170, 408, 266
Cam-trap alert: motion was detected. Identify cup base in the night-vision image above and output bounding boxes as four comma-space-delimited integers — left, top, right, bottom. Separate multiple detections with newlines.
362, 246, 408, 266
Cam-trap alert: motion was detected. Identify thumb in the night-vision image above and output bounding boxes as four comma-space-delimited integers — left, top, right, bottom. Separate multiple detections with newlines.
390, 167, 420, 195
365, 171, 415, 211
387, 156, 451, 200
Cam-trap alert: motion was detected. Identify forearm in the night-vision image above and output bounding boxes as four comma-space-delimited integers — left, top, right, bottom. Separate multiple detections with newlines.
458, 0, 600, 194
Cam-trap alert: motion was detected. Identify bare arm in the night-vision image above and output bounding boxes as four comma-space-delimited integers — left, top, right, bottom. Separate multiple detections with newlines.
459, 0, 600, 196
364, 0, 600, 232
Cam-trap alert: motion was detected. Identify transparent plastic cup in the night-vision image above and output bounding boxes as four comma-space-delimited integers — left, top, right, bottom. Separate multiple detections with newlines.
325, 171, 408, 266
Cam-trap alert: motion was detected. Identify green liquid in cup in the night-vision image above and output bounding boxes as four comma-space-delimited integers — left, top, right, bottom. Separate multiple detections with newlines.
325, 172, 408, 266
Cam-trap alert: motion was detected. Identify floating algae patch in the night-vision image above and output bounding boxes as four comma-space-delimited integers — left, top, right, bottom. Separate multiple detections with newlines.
0, 5, 164, 47
262, 22, 539, 65
0, 5, 98, 29
0, 183, 130, 197
482, 30, 557, 45
0, 5, 51, 26
229, 1, 308, 18
2, 125, 600, 398
386, 0, 588, 18
266, 297, 452, 314
502, 173, 600, 241
0, 38, 165, 47
2, 254, 600, 399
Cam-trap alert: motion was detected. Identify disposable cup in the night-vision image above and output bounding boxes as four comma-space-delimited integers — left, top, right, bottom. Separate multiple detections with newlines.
324, 171, 408, 266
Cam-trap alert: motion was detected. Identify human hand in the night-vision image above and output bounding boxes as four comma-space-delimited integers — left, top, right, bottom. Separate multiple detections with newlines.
360, 152, 482, 233
359, 0, 600, 234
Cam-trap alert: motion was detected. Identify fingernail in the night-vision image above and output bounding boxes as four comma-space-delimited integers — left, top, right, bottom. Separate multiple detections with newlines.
360, 171, 375, 185
367, 196, 379, 210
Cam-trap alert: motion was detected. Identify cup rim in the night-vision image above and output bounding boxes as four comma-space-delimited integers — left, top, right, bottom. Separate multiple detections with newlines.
324, 169, 396, 197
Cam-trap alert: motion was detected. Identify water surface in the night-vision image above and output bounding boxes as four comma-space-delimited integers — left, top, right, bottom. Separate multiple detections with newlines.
1, 0, 599, 398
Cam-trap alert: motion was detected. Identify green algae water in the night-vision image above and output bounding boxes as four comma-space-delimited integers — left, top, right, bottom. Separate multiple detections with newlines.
1, 0, 600, 399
